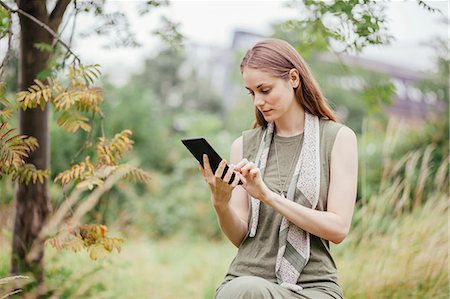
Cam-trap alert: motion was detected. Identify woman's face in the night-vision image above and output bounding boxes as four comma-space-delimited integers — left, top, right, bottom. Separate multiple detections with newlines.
242, 67, 299, 123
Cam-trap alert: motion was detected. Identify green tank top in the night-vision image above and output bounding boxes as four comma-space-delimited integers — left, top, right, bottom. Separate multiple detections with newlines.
220, 118, 345, 298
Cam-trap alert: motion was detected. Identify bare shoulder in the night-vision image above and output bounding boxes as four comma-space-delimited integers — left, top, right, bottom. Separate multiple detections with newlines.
332, 126, 358, 158
336, 126, 357, 144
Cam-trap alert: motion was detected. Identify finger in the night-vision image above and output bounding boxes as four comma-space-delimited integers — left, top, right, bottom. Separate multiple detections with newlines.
241, 162, 255, 176
240, 175, 247, 185
234, 158, 249, 171
198, 163, 205, 176
223, 164, 235, 184
250, 168, 260, 179
203, 154, 214, 176
230, 171, 241, 187
215, 159, 227, 179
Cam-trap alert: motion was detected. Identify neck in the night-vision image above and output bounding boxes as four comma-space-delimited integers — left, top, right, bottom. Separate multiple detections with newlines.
274, 104, 305, 137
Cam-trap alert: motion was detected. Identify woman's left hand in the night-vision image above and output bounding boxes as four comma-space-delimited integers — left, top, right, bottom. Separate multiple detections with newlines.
235, 159, 271, 201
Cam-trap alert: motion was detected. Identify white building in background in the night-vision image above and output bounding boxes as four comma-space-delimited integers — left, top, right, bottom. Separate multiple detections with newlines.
184, 30, 447, 124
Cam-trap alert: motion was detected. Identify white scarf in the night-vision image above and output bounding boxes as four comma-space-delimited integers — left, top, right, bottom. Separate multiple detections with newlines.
249, 112, 320, 293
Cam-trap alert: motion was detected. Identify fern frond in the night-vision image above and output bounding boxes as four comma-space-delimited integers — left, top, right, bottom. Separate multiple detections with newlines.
55, 156, 95, 186
53, 86, 103, 114
17, 79, 52, 111
6, 163, 50, 185
22, 136, 39, 152
56, 111, 92, 133
122, 166, 152, 184
96, 130, 134, 165
0, 87, 13, 121
93, 165, 118, 179
0, 123, 32, 168
74, 87, 104, 113
46, 223, 123, 261
0, 108, 13, 121
53, 90, 75, 111
68, 64, 102, 85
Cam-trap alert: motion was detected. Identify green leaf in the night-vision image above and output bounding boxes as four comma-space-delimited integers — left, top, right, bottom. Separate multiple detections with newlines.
39, 97, 46, 111
33, 42, 53, 53
37, 69, 52, 81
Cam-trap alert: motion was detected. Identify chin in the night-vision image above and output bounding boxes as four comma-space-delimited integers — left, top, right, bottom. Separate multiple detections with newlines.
263, 114, 278, 122
262, 113, 278, 122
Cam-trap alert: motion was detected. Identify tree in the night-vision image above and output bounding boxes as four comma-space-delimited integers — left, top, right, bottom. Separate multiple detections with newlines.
0, 0, 177, 295
5, 1, 72, 292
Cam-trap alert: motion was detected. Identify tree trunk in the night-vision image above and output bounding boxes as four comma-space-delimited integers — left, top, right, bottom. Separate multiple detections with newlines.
10, 0, 70, 296
10, 1, 52, 294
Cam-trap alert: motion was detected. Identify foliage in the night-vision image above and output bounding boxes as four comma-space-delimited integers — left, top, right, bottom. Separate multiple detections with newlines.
76, 0, 180, 49
7, 62, 152, 189
0, 62, 154, 265
417, 0, 444, 14
335, 193, 448, 298
307, 58, 395, 132
46, 224, 123, 261
416, 36, 449, 104
335, 118, 448, 297
359, 112, 448, 206
0, 5, 8, 39
0, 83, 50, 184
274, 0, 393, 56
17, 64, 103, 133
153, 16, 184, 51
96, 130, 134, 165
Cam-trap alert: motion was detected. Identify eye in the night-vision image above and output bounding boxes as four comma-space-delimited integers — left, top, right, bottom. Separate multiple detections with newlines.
261, 88, 271, 94
247, 91, 254, 96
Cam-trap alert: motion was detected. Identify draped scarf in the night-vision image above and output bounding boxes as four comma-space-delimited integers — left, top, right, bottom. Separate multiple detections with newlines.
249, 112, 320, 293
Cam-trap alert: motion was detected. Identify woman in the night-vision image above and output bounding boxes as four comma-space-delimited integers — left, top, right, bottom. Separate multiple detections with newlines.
199, 38, 358, 299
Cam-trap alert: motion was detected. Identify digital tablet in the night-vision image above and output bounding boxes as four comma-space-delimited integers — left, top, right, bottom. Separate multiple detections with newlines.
181, 137, 243, 185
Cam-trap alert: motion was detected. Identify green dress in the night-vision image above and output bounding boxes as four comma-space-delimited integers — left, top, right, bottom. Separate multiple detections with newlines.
215, 118, 345, 299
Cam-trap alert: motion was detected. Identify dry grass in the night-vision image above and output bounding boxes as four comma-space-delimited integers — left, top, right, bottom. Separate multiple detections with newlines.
335, 194, 448, 299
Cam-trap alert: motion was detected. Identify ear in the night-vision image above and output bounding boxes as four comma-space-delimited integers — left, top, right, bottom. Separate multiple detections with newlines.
289, 69, 300, 89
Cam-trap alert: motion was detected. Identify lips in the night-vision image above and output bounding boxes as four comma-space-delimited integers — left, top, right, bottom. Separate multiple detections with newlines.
262, 109, 273, 114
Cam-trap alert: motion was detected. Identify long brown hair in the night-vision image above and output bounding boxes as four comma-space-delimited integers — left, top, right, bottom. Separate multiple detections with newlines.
240, 38, 337, 128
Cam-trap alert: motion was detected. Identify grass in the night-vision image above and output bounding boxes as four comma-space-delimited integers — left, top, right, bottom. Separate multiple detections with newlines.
41, 236, 237, 299
334, 194, 448, 299
1, 192, 447, 299
1, 117, 448, 298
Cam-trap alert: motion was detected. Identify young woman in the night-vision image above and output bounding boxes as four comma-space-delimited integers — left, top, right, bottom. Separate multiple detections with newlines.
199, 38, 358, 299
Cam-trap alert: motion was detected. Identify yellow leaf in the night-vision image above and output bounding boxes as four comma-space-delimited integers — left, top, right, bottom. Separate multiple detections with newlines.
103, 239, 113, 252
88, 244, 108, 261
63, 237, 84, 253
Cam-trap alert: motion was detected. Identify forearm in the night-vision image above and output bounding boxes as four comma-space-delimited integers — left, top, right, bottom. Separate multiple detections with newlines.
263, 191, 349, 244
213, 200, 248, 248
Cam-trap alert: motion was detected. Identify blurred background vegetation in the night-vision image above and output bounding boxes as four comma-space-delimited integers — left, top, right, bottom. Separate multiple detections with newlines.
0, 0, 448, 298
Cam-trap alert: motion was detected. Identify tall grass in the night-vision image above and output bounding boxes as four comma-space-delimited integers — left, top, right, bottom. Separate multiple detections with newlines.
334, 116, 449, 298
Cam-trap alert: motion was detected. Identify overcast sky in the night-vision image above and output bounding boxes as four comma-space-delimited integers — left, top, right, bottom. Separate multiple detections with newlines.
4, 0, 448, 85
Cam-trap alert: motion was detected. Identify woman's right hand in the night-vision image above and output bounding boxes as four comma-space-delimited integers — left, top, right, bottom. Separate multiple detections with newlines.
198, 154, 241, 210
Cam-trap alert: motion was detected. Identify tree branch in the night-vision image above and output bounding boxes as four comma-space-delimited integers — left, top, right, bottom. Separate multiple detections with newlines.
26, 165, 131, 262
49, 0, 71, 31
0, 0, 81, 64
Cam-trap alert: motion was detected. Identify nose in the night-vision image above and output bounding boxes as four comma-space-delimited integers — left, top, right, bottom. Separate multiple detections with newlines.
254, 96, 265, 107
